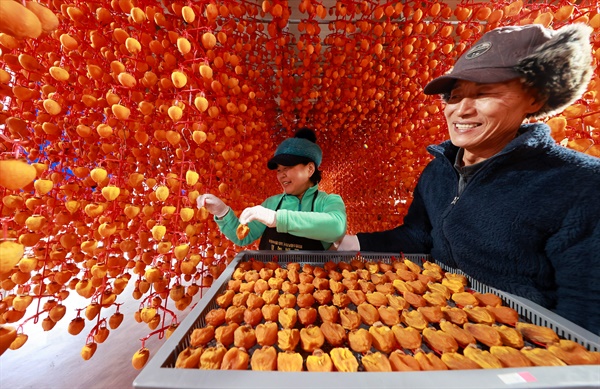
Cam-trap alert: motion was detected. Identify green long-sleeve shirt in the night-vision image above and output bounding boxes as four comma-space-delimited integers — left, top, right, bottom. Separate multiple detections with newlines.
215, 185, 347, 249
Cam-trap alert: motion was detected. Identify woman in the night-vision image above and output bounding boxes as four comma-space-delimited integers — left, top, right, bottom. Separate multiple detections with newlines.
336, 24, 600, 335
198, 128, 346, 250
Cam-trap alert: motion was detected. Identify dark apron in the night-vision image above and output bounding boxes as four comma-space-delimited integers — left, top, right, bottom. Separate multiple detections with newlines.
259, 192, 324, 251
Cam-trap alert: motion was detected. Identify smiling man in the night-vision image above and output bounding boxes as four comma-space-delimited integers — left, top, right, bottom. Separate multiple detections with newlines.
336, 24, 600, 335
443, 79, 544, 165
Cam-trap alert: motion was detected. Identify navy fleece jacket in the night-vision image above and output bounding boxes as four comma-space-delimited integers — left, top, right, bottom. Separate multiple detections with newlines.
358, 123, 600, 335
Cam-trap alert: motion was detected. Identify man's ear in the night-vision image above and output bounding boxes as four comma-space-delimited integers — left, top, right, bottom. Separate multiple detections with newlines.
524, 87, 547, 116
528, 96, 547, 115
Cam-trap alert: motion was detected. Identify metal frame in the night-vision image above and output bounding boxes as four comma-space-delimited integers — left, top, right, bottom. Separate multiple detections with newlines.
134, 251, 600, 389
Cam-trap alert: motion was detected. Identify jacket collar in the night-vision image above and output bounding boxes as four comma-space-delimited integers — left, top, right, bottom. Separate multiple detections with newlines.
281, 184, 319, 202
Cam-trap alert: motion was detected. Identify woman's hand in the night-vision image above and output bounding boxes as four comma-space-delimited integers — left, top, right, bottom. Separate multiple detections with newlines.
239, 206, 276, 227
331, 235, 360, 251
196, 194, 229, 218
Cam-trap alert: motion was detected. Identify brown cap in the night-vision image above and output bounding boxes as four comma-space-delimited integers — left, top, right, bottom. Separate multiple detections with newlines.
424, 24, 593, 118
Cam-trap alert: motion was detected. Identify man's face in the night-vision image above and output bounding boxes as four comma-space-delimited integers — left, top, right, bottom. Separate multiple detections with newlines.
443, 79, 541, 164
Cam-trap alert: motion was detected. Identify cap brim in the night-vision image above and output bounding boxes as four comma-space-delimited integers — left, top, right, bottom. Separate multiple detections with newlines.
267, 154, 312, 170
423, 68, 523, 95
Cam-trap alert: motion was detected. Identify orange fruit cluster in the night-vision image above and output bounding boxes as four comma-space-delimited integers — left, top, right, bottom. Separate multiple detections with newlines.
174, 257, 600, 371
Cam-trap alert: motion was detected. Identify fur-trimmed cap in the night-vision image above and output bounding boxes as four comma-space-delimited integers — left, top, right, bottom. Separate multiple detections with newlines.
424, 23, 593, 118
267, 128, 322, 169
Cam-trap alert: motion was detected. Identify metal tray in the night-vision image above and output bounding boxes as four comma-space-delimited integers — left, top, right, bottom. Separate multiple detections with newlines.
134, 251, 600, 389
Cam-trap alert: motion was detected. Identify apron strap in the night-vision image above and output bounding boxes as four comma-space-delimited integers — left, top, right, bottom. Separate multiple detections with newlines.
258, 190, 323, 251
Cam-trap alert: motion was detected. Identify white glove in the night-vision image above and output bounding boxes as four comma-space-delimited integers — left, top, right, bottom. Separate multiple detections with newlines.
197, 193, 229, 218
333, 235, 360, 251
239, 206, 276, 227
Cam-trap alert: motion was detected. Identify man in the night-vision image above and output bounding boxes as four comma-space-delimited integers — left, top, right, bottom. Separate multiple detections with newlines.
337, 24, 600, 335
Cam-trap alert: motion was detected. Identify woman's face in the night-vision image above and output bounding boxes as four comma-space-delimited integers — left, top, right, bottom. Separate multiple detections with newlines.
444, 79, 543, 164
276, 163, 314, 197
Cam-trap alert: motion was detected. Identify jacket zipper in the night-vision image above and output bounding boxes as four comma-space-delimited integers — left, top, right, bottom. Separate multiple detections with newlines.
431, 143, 512, 207
450, 171, 462, 205
431, 126, 537, 268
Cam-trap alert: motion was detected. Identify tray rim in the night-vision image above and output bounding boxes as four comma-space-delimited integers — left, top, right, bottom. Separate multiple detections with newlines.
133, 250, 600, 389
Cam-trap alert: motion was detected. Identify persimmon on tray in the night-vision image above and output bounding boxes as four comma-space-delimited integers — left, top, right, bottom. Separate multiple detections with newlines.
175, 255, 600, 371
